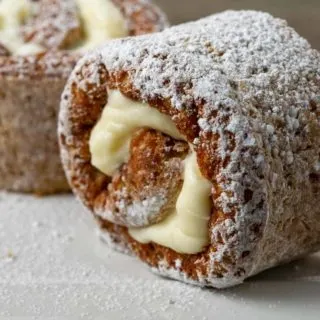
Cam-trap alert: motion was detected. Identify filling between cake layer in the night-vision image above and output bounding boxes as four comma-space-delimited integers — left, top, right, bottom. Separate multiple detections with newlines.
129, 152, 212, 254
0, 0, 128, 55
89, 90, 212, 254
90, 90, 182, 176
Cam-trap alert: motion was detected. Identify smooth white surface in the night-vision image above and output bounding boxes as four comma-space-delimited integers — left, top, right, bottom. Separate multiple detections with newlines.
0, 193, 319, 319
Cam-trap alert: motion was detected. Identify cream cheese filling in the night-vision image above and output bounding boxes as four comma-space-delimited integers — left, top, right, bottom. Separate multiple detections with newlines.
90, 90, 182, 176
0, 0, 128, 55
89, 90, 212, 254
0, 0, 43, 55
129, 152, 212, 254
74, 0, 128, 51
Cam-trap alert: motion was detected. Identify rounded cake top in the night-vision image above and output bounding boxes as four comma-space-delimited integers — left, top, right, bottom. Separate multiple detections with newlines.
94, 10, 319, 114
65, 10, 320, 225
82, 10, 319, 184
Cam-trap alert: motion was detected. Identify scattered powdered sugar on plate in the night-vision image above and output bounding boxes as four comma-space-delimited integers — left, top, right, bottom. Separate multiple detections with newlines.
0, 192, 319, 318
0, 193, 226, 318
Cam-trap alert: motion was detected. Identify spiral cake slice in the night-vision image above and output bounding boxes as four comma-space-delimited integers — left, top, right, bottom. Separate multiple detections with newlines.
0, 0, 167, 194
59, 11, 320, 287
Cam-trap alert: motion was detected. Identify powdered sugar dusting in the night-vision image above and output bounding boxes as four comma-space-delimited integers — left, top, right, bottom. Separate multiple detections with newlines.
0, 193, 216, 317
0, 193, 240, 317
22, 0, 81, 49
1, 193, 320, 317
61, 10, 320, 288
96, 192, 167, 227
96, 11, 319, 284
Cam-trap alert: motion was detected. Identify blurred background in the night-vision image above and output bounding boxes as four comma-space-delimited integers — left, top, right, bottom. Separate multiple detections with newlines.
156, 0, 320, 50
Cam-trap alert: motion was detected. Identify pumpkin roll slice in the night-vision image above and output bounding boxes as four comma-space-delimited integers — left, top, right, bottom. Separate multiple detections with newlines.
0, 0, 167, 194
59, 11, 320, 288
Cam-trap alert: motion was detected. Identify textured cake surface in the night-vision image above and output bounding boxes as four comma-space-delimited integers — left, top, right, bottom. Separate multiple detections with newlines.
59, 11, 320, 287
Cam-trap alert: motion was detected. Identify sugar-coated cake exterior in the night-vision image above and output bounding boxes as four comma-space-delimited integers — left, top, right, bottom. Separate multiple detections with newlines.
59, 11, 320, 287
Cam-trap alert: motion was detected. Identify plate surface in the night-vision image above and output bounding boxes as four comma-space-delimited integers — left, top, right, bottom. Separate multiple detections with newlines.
0, 193, 319, 319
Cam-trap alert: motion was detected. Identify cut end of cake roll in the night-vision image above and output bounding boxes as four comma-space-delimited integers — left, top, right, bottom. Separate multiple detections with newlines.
59, 10, 320, 287
0, 0, 168, 194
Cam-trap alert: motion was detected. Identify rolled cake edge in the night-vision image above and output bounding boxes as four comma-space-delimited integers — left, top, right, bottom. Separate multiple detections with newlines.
59, 54, 269, 288
59, 11, 320, 287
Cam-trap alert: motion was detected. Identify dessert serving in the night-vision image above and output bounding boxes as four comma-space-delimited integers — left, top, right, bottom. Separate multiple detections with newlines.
59, 11, 320, 288
0, 0, 167, 194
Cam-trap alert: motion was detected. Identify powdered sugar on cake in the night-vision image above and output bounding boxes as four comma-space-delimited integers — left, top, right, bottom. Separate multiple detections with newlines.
22, 0, 81, 49
60, 11, 320, 287
96, 192, 167, 227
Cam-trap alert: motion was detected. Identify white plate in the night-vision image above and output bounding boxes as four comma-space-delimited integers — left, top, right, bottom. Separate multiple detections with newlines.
0, 193, 319, 319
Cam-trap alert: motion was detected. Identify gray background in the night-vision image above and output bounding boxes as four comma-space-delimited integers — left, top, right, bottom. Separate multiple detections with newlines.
156, 0, 320, 50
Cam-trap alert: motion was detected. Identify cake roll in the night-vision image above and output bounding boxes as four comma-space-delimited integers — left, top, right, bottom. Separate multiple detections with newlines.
0, 0, 167, 194
59, 11, 320, 288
